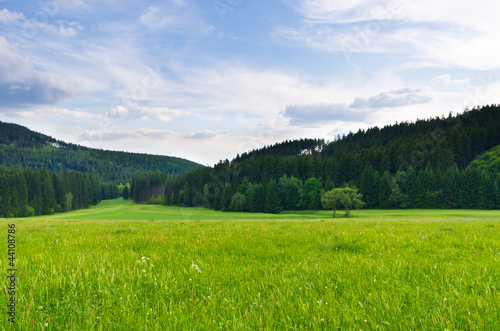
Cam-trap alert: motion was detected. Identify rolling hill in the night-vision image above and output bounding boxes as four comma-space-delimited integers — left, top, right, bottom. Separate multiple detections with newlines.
0, 121, 202, 183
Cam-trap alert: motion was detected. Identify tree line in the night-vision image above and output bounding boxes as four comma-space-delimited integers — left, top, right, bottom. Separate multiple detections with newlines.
0, 166, 120, 218
133, 105, 500, 212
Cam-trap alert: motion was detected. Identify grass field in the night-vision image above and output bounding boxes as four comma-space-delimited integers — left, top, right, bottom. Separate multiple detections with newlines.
1, 199, 499, 330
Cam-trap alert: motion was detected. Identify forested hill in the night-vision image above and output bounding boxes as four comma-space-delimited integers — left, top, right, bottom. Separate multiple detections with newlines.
234, 105, 499, 169
233, 139, 325, 164
0, 121, 202, 183
153, 105, 499, 211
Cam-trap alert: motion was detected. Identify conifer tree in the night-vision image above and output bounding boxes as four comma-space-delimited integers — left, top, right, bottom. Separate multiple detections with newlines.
264, 179, 282, 214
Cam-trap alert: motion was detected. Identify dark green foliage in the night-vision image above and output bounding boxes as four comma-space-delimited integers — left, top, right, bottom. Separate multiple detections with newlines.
359, 166, 380, 208
246, 183, 265, 213
101, 182, 120, 200
0, 166, 105, 217
304, 177, 322, 210
150, 105, 499, 212
0, 121, 201, 183
264, 179, 282, 214
459, 168, 482, 208
321, 187, 365, 217
131, 171, 168, 204
122, 186, 129, 200
378, 171, 392, 209
230, 192, 247, 212
279, 175, 304, 210
468, 144, 500, 174
221, 185, 234, 212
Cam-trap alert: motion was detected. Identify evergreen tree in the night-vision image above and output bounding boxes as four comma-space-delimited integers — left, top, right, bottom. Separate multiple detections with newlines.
264, 179, 282, 214
459, 168, 481, 208
478, 172, 496, 209
442, 167, 460, 208
221, 184, 233, 212
378, 171, 392, 209
123, 185, 129, 200
359, 166, 379, 208
304, 177, 322, 210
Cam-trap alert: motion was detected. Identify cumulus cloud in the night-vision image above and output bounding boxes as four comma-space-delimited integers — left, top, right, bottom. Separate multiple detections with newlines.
0, 37, 78, 108
107, 105, 128, 119
57, 21, 84, 37
0, 9, 24, 24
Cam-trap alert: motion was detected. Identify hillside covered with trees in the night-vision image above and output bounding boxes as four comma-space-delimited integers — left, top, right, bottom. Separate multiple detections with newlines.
0, 121, 202, 183
133, 105, 500, 211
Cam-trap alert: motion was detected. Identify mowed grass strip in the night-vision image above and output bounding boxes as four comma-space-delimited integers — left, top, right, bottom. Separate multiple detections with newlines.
28, 198, 500, 221
0, 199, 498, 330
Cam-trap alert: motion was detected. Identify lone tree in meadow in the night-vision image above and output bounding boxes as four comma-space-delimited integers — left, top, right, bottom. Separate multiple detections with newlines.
321, 187, 365, 217
321, 188, 343, 217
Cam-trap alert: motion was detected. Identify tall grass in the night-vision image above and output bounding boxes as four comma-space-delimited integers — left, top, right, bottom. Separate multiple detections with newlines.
1, 200, 498, 330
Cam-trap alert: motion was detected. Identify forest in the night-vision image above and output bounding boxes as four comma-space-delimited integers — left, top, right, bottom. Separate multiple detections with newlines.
1, 105, 499, 217
131, 105, 500, 212
0, 121, 202, 183
0, 166, 120, 217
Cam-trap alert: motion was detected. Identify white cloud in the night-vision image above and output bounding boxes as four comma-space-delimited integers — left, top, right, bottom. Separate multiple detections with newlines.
57, 21, 84, 37
140, 4, 213, 35
9, 107, 100, 120
140, 6, 177, 29
430, 75, 470, 85
284, 87, 434, 126
30, 20, 84, 37
135, 107, 184, 122
281, 0, 500, 70
0, 9, 24, 24
284, 103, 365, 125
0, 36, 78, 108
79, 128, 179, 142
287, 0, 499, 30
106, 105, 185, 122
107, 105, 128, 118
185, 130, 221, 140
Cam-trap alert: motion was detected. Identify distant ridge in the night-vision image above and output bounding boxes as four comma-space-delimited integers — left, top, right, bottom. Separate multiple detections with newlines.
0, 121, 202, 183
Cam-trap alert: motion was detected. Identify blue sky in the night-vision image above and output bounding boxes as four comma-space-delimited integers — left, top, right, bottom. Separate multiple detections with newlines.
0, 0, 499, 165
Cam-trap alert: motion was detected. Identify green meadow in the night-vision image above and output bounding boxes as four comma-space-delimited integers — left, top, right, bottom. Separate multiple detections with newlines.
1, 199, 499, 330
